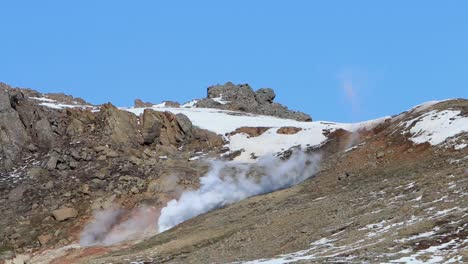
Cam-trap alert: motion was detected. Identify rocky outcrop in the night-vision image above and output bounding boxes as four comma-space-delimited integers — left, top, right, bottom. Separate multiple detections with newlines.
141, 109, 193, 146
99, 103, 143, 146
134, 99, 153, 108
196, 82, 312, 121
0, 87, 30, 170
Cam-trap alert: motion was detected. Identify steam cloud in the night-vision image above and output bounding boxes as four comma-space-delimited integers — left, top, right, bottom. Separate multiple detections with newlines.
158, 151, 321, 232
80, 150, 321, 246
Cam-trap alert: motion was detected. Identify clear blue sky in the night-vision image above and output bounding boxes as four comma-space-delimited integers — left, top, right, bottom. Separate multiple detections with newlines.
1, 1, 467, 122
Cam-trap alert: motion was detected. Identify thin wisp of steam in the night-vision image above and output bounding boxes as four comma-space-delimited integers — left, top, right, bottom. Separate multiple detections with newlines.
80, 205, 159, 246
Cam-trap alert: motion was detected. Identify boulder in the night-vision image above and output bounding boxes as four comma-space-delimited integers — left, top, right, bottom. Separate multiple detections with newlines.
51, 207, 78, 221
175, 113, 193, 135
46, 156, 58, 170
255, 88, 276, 104
100, 103, 142, 146
277, 127, 302, 135
37, 234, 52, 246
134, 99, 153, 108
141, 109, 163, 144
66, 118, 84, 136
141, 109, 192, 146
33, 118, 55, 148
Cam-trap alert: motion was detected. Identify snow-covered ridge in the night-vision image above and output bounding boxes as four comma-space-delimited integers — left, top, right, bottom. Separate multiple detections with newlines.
400, 109, 468, 147
32, 95, 467, 161
29, 96, 95, 110
122, 106, 388, 161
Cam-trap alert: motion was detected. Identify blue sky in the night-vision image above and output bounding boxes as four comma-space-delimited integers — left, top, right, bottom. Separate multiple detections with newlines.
1, 1, 467, 122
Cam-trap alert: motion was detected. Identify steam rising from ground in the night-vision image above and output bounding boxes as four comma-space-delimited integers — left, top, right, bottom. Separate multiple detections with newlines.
158, 151, 321, 232
80, 151, 320, 246
80, 205, 159, 246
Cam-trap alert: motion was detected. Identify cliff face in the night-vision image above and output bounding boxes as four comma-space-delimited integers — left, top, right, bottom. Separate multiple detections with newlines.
0, 82, 466, 264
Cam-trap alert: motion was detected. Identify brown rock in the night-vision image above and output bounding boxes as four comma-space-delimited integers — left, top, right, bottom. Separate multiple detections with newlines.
66, 118, 84, 136
51, 207, 78, 221
229, 127, 270, 137
134, 99, 154, 108
100, 103, 142, 146
376, 151, 385, 159
38, 234, 52, 246
277, 127, 302, 135
141, 109, 192, 145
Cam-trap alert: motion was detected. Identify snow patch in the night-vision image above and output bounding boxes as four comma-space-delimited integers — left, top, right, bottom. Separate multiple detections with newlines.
401, 110, 468, 145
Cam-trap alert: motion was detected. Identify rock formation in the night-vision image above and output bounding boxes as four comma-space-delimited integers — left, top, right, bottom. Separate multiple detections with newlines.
196, 82, 312, 121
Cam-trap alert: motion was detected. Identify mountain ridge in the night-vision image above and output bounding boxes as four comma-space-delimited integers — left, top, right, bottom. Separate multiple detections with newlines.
0, 82, 466, 264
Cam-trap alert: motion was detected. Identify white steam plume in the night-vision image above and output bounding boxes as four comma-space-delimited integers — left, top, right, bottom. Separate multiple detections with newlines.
158, 151, 321, 232
79, 151, 320, 246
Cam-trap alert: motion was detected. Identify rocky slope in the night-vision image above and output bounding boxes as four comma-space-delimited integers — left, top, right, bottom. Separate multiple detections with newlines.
0, 82, 466, 264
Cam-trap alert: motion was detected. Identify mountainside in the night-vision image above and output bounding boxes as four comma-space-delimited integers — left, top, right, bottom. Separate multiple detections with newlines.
0, 82, 466, 264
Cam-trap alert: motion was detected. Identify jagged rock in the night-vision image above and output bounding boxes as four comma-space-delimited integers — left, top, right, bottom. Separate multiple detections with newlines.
0, 88, 30, 169
100, 103, 142, 146
175, 113, 193, 135
56, 163, 69, 171
194, 98, 223, 109
134, 99, 154, 108
66, 118, 84, 136
46, 156, 58, 170
51, 207, 78, 221
33, 118, 55, 148
141, 109, 163, 144
70, 149, 81, 160
197, 82, 312, 121
255, 88, 276, 104
141, 109, 192, 145
37, 234, 52, 246
68, 160, 78, 169
187, 128, 225, 149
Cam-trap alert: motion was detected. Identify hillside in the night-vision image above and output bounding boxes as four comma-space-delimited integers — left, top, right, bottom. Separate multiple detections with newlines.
0, 82, 466, 264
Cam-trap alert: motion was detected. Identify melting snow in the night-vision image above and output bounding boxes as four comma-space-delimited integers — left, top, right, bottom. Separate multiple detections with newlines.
30, 96, 95, 110
402, 110, 468, 145
122, 106, 388, 161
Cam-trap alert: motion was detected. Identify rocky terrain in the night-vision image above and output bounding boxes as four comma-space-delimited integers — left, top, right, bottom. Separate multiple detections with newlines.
0, 82, 466, 264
